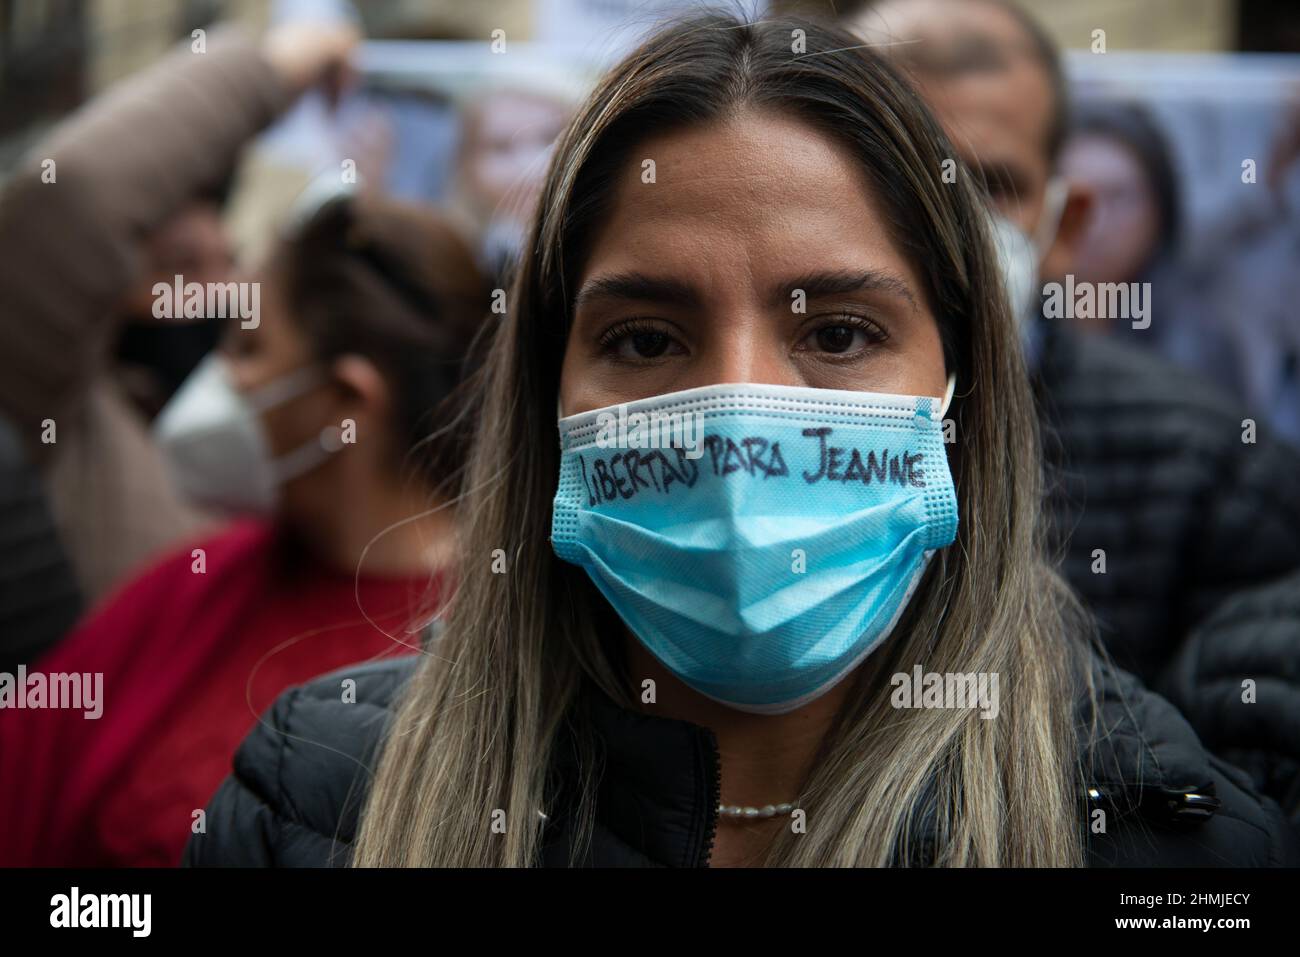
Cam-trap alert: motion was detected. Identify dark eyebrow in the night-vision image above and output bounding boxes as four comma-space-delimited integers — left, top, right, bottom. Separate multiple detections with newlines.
773, 269, 918, 311
573, 271, 702, 311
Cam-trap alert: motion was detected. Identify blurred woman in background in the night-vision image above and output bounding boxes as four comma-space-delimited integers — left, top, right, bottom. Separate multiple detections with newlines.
1058, 102, 1242, 389
0, 190, 485, 866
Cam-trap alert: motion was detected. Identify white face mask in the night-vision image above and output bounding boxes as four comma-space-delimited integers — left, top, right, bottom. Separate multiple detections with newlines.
988, 177, 1069, 326
153, 353, 340, 514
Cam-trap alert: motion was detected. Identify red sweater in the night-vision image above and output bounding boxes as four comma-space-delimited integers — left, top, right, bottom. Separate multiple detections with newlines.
0, 520, 440, 867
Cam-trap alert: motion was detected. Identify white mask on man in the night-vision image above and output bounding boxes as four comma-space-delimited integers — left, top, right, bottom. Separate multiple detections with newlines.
988, 177, 1069, 326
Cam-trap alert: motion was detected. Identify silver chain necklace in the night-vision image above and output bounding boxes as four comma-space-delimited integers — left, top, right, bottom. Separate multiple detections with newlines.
716, 801, 798, 819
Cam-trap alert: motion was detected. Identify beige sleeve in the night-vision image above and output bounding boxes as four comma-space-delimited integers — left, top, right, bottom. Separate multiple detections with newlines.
0, 25, 293, 461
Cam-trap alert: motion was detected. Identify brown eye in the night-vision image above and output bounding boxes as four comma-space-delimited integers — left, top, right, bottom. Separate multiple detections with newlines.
797, 316, 886, 358
598, 319, 684, 362
629, 330, 671, 358
815, 325, 857, 353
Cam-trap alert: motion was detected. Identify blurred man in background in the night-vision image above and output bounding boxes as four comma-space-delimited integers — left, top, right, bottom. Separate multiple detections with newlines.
844, 0, 1300, 734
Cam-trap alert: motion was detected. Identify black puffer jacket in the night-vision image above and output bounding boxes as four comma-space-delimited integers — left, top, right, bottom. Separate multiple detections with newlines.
185, 655, 1299, 868
1036, 323, 1300, 685
1157, 567, 1300, 819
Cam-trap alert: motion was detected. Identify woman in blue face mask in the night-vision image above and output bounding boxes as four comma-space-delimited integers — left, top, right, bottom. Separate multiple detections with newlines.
189, 14, 1299, 870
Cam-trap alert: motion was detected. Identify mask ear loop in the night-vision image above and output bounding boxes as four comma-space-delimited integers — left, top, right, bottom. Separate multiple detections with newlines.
939, 373, 957, 418
1033, 177, 1070, 259
242, 364, 326, 414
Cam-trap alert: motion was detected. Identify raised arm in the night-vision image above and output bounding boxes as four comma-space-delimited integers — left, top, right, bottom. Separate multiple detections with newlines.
0, 22, 355, 460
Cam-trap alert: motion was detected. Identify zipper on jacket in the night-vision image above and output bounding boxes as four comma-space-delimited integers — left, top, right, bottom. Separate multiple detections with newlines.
698, 730, 722, 867
1087, 783, 1220, 827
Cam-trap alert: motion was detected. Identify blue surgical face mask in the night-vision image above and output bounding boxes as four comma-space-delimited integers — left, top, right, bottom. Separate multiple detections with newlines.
551, 379, 959, 714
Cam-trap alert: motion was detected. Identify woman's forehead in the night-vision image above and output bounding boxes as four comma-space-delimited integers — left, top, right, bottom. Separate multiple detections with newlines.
576, 111, 925, 309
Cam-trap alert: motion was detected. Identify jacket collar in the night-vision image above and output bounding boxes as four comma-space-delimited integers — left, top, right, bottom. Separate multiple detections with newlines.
540, 655, 1220, 867
1078, 656, 1222, 827
543, 687, 719, 867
